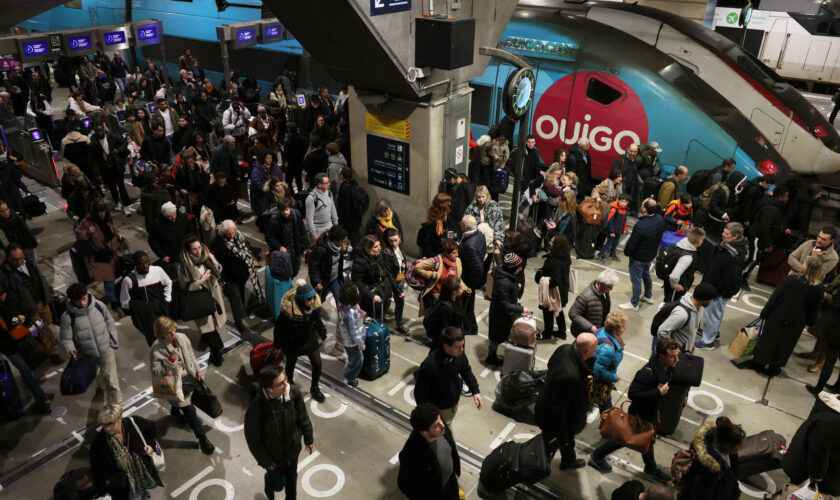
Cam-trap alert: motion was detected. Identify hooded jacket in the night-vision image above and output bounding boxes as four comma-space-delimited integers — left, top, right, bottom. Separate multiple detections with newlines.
700, 237, 749, 298
604, 200, 628, 235
684, 422, 741, 500
656, 293, 701, 352
273, 288, 327, 356
59, 293, 118, 359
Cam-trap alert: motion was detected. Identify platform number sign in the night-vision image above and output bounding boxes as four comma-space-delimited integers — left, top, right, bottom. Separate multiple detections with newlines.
371, 0, 410, 16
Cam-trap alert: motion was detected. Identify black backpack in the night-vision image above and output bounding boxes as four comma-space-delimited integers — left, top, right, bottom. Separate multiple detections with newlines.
685, 168, 713, 197
488, 123, 501, 139
268, 250, 294, 281
650, 300, 691, 337
655, 245, 694, 280
350, 183, 370, 219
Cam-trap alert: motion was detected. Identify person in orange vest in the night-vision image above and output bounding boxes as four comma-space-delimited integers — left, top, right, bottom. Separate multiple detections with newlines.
663, 193, 694, 232
597, 193, 631, 263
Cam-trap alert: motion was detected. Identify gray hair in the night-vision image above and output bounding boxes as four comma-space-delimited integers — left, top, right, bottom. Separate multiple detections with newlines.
257, 105, 266, 113
578, 138, 590, 147
98, 403, 123, 425
223, 135, 236, 145
461, 215, 477, 231
725, 222, 744, 238
219, 219, 237, 234
596, 269, 620, 287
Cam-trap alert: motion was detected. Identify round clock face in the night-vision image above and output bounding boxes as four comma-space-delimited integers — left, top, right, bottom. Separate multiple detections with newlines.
503, 68, 536, 118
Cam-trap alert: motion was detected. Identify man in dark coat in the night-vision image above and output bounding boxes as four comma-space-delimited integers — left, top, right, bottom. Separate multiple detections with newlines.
210, 224, 252, 334
398, 403, 461, 500
308, 225, 347, 302
534, 333, 597, 469
458, 215, 485, 335
2, 243, 54, 327
486, 253, 529, 366
414, 327, 483, 426
89, 124, 131, 211
266, 199, 308, 278
737, 175, 775, 228
204, 171, 239, 223
283, 122, 308, 193
569, 270, 617, 336
696, 222, 749, 350
515, 135, 543, 188
611, 144, 641, 213
742, 186, 789, 290
496, 114, 518, 144
336, 167, 364, 246
782, 394, 840, 496
210, 135, 239, 192
302, 135, 329, 189
785, 183, 825, 237
140, 123, 172, 166
441, 169, 471, 224
149, 202, 195, 268
139, 172, 171, 232
620, 199, 666, 311
704, 158, 736, 191
0, 201, 38, 260
244, 364, 314, 500
566, 138, 592, 195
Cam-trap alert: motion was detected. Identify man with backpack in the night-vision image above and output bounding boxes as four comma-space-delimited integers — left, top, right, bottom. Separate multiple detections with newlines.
308, 225, 348, 302
741, 186, 789, 291
703, 158, 735, 192
620, 199, 666, 312
266, 199, 309, 278
656, 227, 706, 302
119, 251, 172, 345
663, 193, 694, 232
305, 173, 339, 242
336, 167, 368, 246
694, 171, 745, 239
657, 165, 687, 209
653, 282, 717, 353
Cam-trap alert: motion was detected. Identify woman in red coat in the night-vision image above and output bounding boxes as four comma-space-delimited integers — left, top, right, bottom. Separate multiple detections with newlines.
75, 198, 125, 310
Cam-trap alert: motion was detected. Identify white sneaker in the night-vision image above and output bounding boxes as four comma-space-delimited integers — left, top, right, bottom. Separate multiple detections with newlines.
123, 205, 131, 216
640, 296, 655, 304
586, 406, 600, 424
618, 302, 639, 311
114, 202, 123, 212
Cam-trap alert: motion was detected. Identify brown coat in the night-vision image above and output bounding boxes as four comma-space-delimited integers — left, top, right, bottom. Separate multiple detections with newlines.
591, 178, 622, 218
75, 218, 122, 282
415, 255, 467, 315
788, 239, 839, 282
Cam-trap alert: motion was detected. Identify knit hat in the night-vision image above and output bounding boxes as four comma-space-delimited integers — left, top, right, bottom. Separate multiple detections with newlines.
161, 202, 177, 216
692, 283, 718, 302
502, 253, 523, 271
294, 278, 316, 300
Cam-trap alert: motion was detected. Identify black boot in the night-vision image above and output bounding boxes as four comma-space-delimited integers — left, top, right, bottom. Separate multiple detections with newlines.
310, 387, 325, 403
209, 352, 224, 367
198, 435, 215, 455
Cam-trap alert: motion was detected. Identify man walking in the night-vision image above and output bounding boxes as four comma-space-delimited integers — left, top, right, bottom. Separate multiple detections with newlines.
655, 282, 717, 353
398, 403, 462, 500
119, 251, 173, 345
620, 199, 666, 311
305, 173, 338, 242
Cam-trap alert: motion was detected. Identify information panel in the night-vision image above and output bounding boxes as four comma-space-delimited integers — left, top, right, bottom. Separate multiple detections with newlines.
371, 0, 411, 16
104, 30, 127, 46
21, 39, 50, 58
134, 22, 161, 46
66, 34, 93, 52
231, 25, 258, 49
367, 134, 409, 195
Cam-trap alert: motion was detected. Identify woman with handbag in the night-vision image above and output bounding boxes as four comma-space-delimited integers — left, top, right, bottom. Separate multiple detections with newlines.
415, 238, 469, 315
422, 278, 465, 350
149, 316, 215, 455
592, 312, 627, 412
537, 233, 572, 340
210, 220, 265, 335
178, 235, 227, 367
75, 198, 125, 311
90, 403, 162, 500
382, 228, 409, 335
351, 234, 397, 317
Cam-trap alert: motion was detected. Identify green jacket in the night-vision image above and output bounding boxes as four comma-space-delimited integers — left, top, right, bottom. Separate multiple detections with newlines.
244, 385, 313, 468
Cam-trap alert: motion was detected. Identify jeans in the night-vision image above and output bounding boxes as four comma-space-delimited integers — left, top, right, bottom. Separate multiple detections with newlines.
344, 345, 363, 384
103, 280, 117, 303
114, 77, 126, 101
393, 281, 405, 326
598, 235, 620, 258
265, 461, 298, 499
177, 403, 206, 438
701, 296, 728, 344
593, 439, 657, 470
6, 352, 46, 402
628, 259, 653, 306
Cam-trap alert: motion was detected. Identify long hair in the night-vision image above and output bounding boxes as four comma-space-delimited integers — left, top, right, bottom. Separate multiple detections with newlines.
426, 193, 452, 224
802, 256, 824, 286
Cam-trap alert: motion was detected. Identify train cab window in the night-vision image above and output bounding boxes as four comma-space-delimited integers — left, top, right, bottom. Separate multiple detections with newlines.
586, 77, 622, 105
470, 83, 492, 126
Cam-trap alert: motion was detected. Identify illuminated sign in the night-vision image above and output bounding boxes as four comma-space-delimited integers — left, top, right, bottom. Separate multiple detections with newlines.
497, 36, 578, 59
371, 0, 411, 16
104, 31, 127, 46
136, 23, 161, 45
263, 25, 282, 41
30, 129, 43, 142
0, 58, 17, 70
67, 34, 93, 52
21, 40, 50, 57
237, 28, 255, 43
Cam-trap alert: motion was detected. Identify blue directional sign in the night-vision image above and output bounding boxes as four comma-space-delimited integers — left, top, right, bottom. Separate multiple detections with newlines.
371, 0, 411, 16
237, 28, 255, 43
67, 34, 92, 52
136, 23, 160, 45
104, 31, 126, 46
21, 40, 49, 57
367, 134, 410, 195
264, 25, 281, 40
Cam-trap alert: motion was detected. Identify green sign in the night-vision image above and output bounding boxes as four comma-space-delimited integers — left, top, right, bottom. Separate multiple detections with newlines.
726, 12, 738, 24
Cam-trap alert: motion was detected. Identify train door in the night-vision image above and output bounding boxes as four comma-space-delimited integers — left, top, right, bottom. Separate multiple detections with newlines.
750, 108, 785, 147
804, 39, 832, 73
759, 18, 789, 69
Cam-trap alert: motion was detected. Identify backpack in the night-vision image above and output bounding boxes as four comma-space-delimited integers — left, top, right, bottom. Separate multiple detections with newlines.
350, 183, 370, 219
405, 256, 440, 291
655, 245, 694, 280
699, 182, 729, 212
268, 250, 294, 281
685, 168, 713, 196
670, 448, 696, 490
650, 300, 691, 337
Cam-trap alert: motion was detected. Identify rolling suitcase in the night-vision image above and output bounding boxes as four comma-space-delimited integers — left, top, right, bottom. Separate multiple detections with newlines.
265, 266, 293, 319
671, 352, 704, 387
737, 430, 786, 480
479, 434, 553, 495
360, 304, 390, 381
0, 359, 23, 423
53, 468, 97, 500
756, 248, 792, 286
250, 342, 284, 374
574, 214, 599, 260
502, 343, 536, 375
657, 383, 690, 436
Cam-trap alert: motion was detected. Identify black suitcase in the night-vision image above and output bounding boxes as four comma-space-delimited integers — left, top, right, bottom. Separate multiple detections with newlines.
69, 248, 92, 285
479, 434, 553, 495
671, 352, 704, 387
53, 468, 97, 500
22, 194, 47, 217
574, 214, 599, 259
657, 383, 689, 435
737, 430, 786, 480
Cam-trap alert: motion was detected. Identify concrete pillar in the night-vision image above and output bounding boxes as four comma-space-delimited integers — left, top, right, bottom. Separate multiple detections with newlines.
348, 86, 472, 256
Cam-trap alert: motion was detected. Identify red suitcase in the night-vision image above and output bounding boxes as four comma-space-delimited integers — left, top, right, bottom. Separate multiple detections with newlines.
250, 342, 284, 374
756, 248, 791, 286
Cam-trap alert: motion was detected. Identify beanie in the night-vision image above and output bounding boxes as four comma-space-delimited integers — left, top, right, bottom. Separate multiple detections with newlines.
502, 253, 523, 271
294, 278, 316, 300
692, 283, 718, 302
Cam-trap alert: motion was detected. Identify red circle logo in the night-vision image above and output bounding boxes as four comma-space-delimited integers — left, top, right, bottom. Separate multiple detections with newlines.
533, 71, 649, 178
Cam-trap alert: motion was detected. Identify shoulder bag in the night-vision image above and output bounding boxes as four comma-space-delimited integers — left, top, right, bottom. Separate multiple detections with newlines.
130, 417, 165, 472
598, 400, 656, 453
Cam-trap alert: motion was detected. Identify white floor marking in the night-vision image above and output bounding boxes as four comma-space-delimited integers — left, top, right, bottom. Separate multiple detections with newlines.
188, 478, 234, 500
388, 375, 414, 396
389, 452, 400, 464
171, 465, 214, 497
132, 362, 146, 371
391, 350, 421, 367
301, 463, 346, 498
297, 450, 321, 472
489, 422, 516, 450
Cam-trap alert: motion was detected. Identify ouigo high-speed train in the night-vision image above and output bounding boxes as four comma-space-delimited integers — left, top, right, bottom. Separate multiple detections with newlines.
470, 7, 790, 180
576, 2, 840, 176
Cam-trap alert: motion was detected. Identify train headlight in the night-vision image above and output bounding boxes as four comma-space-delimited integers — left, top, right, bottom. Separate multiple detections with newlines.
811, 126, 828, 138
757, 160, 779, 175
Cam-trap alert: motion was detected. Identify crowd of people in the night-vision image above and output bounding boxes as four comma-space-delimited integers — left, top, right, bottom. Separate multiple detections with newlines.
0, 51, 839, 500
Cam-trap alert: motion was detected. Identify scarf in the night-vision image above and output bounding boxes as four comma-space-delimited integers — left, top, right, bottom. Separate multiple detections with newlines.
433, 255, 458, 293
378, 214, 396, 231
106, 430, 152, 494
92, 216, 115, 242
180, 243, 221, 282
222, 231, 265, 303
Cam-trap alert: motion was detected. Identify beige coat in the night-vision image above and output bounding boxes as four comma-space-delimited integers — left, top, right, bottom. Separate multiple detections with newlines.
150, 332, 201, 407
415, 255, 467, 315
591, 178, 623, 218
179, 256, 227, 334
788, 239, 839, 281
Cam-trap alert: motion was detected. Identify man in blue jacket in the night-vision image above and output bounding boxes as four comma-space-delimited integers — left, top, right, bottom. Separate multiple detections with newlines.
458, 215, 485, 335
620, 199, 666, 311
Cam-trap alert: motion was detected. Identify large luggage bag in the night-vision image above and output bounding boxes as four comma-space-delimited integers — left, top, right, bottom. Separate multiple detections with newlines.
492, 370, 547, 418
671, 352, 704, 387
360, 307, 390, 380
657, 383, 690, 436
60, 358, 97, 396
574, 214, 599, 259
502, 343, 535, 376
53, 468, 97, 500
737, 430, 786, 480
479, 434, 554, 496
265, 266, 293, 319
0, 359, 23, 423
756, 248, 791, 286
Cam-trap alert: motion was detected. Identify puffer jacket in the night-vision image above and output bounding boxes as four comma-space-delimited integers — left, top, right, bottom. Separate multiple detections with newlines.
273, 288, 327, 356
593, 328, 623, 384
149, 332, 200, 407
465, 200, 505, 247
59, 293, 118, 359
683, 422, 741, 500
336, 304, 366, 348
568, 281, 610, 336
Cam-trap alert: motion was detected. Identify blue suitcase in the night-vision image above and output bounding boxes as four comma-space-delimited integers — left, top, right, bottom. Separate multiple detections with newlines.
0, 359, 23, 423
265, 266, 293, 319
360, 305, 391, 380
659, 230, 687, 252
60, 358, 97, 396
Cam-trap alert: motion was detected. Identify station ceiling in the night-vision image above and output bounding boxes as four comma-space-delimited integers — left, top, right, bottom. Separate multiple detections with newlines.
1, 0, 67, 34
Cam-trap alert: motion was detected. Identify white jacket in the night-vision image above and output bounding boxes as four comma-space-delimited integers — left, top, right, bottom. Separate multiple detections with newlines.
222, 105, 252, 136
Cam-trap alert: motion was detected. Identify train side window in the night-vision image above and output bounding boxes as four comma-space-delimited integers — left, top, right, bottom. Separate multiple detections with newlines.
471, 83, 492, 126
586, 77, 622, 106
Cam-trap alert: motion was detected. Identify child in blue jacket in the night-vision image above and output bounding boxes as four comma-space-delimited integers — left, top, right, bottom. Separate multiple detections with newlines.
597, 193, 631, 262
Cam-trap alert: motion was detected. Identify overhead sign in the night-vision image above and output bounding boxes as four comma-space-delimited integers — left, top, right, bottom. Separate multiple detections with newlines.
19, 39, 51, 60
230, 24, 258, 49
134, 22, 161, 46
367, 134, 410, 195
103, 30, 127, 46
370, 0, 411, 16
0, 58, 18, 70
260, 22, 283, 43
714, 7, 769, 30
237, 28, 255, 43
498, 36, 578, 61
365, 113, 411, 140
66, 34, 93, 52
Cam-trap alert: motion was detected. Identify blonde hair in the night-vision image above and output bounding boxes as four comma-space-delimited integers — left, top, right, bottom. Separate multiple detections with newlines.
604, 311, 628, 335
545, 164, 563, 182
561, 190, 577, 215
153, 316, 178, 340
474, 185, 490, 202
98, 403, 123, 425
563, 171, 579, 185
802, 256, 824, 285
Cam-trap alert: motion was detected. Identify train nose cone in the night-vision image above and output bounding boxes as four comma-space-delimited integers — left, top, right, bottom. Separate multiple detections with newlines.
813, 147, 840, 175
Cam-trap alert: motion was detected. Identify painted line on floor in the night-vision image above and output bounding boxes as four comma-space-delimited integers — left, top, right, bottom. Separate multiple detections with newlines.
297, 450, 321, 472
391, 350, 421, 367
388, 375, 414, 396
389, 452, 400, 465
132, 362, 146, 371
171, 465, 214, 498
489, 422, 516, 450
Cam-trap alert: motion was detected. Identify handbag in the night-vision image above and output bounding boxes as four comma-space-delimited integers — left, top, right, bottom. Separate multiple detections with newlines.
130, 417, 165, 473
728, 318, 762, 358
509, 315, 537, 348
152, 372, 178, 397
588, 375, 615, 406
577, 198, 602, 226
179, 289, 219, 321
191, 380, 223, 418
598, 400, 656, 453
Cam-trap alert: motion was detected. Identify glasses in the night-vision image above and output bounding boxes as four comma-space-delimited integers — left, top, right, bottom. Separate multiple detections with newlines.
102, 421, 117, 427
270, 381, 287, 389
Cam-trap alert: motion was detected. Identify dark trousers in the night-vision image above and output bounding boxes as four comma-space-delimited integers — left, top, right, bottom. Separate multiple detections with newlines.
541, 306, 566, 337
831, 101, 840, 125
204, 329, 224, 358
285, 350, 323, 392
662, 282, 687, 303
107, 175, 131, 206
265, 460, 298, 499
287, 166, 303, 193
224, 281, 248, 329
814, 348, 840, 391
593, 439, 657, 470
172, 401, 206, 438
460, 290, 477, 334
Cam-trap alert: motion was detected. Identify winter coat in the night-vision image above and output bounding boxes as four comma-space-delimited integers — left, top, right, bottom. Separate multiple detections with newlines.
178, 256, 227, 334
0, 213, 38, 250
415, 348, 480, 410
397, 425, 461, 500
89, 133, 128, 183
326, 153, 347, 197
754, 275, 823, 367
627, 356, 672, 425
464, 201, 505, 247
149, 213, 195, 262
336, 179, 363, 231
566, 144, 591, 188
244, 386, 314, 468
788, 239, 839, 282
611, 154, 639, 199
624, 213, 666, 262
209, 144, 238, 182
273, 289, 327, 356
444, 181, 471, 223
204, 181, 238, 222
784, 189, 817, 236
488, 267, 524, 343
415, 255, 465, 301
336, 304, 365, 348
604, 201, 628, 235
364, 212, 404, 242
75, 218, 122, 283
90, 417, 162, 500
540, 252, 571, 307
210, 235, 250, 287
59, 293, 118, 359
569, 281, 610, 336
534, 344, 592, 443
783, 394, 840, 495
813, 275, 840, 349
683, 422, 741, 500
149, 332, 200, 407
738, 179, 768, 225
307, 236, 345, 289
458, 230, 486, 289
657, 175, 680, 209
266, 208, 308, 257
656, 293, 700, 352
249, 162, 282, 216
140, 134, 172, 165
139, 185, 170, 231
351, 250, 396, 315
423, 299, 465, 347
593, 328, 623, 384
700, 237, 749, 298
747, 198, 785, 250
592, 178, 623, 217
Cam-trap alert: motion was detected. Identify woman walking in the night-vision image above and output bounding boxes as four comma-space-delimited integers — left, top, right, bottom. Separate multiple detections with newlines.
75, 198, 125, 310
178, 235, 227, 367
